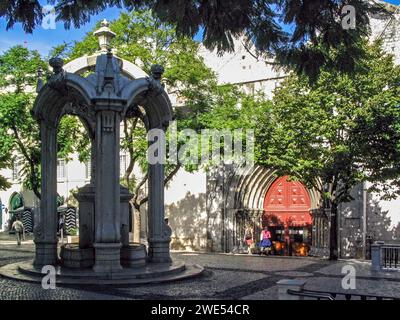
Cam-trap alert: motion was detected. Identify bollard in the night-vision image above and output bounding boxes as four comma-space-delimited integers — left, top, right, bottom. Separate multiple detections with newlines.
276, 279, 307, 300
371, 243, 383, 272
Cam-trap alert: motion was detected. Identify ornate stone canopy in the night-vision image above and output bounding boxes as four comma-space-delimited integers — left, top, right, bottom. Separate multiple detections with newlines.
0, 20, 203, 284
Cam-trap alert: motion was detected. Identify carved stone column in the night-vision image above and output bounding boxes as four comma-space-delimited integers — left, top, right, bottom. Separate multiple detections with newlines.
34, 121, 58, 266
147, 162, 172, 263
93, 109, 123, 272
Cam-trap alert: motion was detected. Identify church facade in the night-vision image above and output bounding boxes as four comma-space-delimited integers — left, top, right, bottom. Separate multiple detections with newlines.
165, 3, 400, 259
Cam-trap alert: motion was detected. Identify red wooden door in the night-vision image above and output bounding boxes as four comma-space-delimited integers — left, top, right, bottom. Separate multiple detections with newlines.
263, 176, 312, 227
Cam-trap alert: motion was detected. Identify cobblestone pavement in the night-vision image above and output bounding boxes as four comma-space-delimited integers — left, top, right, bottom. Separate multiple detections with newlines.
0, 237, 399, 300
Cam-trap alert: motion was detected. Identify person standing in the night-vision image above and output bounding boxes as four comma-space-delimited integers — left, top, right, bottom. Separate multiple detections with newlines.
259, 226, 272, 255
58, 213, 65, 244
244, 226, 253, 255
11, 216, 25, 246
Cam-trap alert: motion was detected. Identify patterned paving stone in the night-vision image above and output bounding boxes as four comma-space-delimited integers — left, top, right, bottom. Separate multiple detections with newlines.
0, 242, 399, 300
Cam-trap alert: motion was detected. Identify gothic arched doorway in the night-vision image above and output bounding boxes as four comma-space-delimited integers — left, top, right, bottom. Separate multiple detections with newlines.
263, 176, 312, 256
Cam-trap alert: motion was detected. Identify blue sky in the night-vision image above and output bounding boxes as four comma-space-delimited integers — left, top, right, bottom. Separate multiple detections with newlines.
0, 0, 399, 57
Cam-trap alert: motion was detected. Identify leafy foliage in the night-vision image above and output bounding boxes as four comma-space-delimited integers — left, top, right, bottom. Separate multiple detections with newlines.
0, 46, 88, 198
256, 40, 400, 258
0, 0, 393, 79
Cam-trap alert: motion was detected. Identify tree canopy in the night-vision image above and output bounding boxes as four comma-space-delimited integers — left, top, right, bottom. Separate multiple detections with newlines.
257, 39, 400, 258
0, 0, 392, 79
0, 46, 88, 198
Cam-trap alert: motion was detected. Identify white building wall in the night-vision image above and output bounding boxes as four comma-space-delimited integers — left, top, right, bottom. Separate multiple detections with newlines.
56, 154, 89, 201
0, 167, 21, 231
165, 170, 208, 250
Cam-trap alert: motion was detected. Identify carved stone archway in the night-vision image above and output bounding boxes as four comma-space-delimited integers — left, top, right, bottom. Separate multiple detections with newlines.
0, 20, 203, 284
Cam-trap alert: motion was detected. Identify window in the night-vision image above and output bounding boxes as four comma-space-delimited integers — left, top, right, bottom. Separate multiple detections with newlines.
85, 160, 91, 180
57, 159, 66, 180
120, 154, 127, 177
12, 162, 21, 181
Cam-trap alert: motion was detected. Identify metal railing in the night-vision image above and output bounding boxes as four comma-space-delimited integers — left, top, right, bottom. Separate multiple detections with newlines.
382, 245, 400, 270
287, 289, 334, 300
287, 289, 399, 300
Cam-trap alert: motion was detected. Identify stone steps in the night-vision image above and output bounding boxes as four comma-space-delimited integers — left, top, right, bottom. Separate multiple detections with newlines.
0, 260, 204, 285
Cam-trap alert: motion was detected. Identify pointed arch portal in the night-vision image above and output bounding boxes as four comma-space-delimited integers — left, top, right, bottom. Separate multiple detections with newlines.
263, 176, 312, 256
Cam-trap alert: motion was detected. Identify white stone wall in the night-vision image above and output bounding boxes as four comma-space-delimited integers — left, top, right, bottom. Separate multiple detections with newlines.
56, 153, 89, 201
370, 3, 400, 65
165, 170, 207, 250
367, 5, 400, 234
198, 39, 286, 99
0, 168, 21, 230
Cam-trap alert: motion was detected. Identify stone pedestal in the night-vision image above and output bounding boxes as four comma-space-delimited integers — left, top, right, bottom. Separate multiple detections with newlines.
148, 238, 172, 263
120, 186, 133, 247
121, 243, 147, 267
34, 241, 58, 266
93, 242, 123, 273
74, 184, 95, 249
60, 244, 94, 268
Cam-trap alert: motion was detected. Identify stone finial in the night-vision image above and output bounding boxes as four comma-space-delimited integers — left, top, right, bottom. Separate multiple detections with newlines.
101, 19, 109, 28
150, 64, 164, 81
49, 57, 64, 74
94, 19, 116, 52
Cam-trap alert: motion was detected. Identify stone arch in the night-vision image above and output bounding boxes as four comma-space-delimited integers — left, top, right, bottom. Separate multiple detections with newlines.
229, 166, 320, 211
64, 55, 148, 80
9, 192, 24, 211
222, 164, 323, 253
64, 54, 173, 131
33, 75, 96, 134
33, 46, 174, 268
121, 78, 173, 130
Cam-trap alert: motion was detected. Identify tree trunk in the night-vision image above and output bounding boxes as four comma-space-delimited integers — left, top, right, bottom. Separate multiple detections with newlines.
329, 201, 339, 260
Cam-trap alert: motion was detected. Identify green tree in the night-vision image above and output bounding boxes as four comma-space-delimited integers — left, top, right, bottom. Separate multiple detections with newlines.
0, 46, 45, 198
0, 0, 389, 79
258, 40, 400, 259
0, 46, 87, 198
